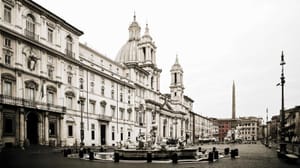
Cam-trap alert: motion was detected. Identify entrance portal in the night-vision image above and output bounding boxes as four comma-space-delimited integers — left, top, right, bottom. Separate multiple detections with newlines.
27, 112, 39, 145
101, 125, 106, 145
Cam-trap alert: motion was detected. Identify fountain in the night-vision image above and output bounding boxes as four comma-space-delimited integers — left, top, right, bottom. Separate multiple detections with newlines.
114, 128, 197, 162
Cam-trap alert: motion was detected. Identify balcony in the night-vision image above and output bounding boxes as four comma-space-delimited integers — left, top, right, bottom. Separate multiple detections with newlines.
65, 49, 75, 58
0, 94, 66, 114
24, 29, 39, 41
98, 114, 112, 122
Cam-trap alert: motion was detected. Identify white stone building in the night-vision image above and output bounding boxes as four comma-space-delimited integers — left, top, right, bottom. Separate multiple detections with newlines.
0, 0, 195, 147
236, 117, 262, 141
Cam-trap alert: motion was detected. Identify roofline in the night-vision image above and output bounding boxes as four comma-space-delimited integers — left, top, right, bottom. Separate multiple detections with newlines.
24, 0, 84, 36
184, 95, 194, 102
190, 111, 211, 121
79, 43, 123, 67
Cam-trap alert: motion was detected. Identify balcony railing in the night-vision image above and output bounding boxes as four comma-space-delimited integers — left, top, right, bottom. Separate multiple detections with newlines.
65, 49, 75, 58
0, 94, 66, 113
24, 29, 39, 41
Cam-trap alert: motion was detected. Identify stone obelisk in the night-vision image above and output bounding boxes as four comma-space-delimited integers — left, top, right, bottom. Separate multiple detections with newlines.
232, 81, 236, 119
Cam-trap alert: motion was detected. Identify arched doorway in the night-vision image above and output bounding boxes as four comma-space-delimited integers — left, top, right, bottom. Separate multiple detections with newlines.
27, 112, 39, 145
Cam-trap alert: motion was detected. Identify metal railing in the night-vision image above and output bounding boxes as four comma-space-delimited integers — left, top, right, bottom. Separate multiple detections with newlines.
24, 29, 39, 41
0, 94, 66, 113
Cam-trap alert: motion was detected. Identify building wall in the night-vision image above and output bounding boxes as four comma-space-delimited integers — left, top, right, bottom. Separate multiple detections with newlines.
0, 0, 194, 147
236, 117, 262, 141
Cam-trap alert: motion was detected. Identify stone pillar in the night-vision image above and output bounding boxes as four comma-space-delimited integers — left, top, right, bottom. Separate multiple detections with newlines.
19, 108, 25, 147
60, 115, 65, 147
44, 112, 49, 145
157, 74, 160, 91
38, 119, 43, 145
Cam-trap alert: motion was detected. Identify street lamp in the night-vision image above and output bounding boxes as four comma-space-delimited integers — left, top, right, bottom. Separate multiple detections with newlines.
78, 98, 84, 147
266, 108, 269, 146
278, 51, 286, 156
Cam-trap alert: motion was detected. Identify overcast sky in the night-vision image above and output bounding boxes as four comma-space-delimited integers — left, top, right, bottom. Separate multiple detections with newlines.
34, 0, 300, 121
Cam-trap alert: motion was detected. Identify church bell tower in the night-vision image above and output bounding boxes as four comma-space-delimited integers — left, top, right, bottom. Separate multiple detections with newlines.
170, 56, 184, 102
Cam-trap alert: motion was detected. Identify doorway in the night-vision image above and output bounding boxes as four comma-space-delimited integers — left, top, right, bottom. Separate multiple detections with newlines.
100, 125, 106, 145
27, 112, 39, 145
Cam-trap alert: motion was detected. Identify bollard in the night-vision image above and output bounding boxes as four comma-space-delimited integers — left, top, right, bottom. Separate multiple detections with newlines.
172, 153, 178, 164
224, 148, 229, 155
235, 149, 239, 157
79, 148, 84, 158
67, 148, 72, 155
89, 151, 94, 160
147, 152, 152, 163
214, 151, 219, 160
63, 149, 68, 157
208, 152, 214, 162
198, 147, 202, 152
114, 152, 120, 163
230, 149, 235, 159
100, 146, 104, 152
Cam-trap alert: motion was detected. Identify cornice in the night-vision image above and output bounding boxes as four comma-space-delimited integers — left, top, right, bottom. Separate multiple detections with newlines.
0, 25, 135, 89
22, 0, 83, 36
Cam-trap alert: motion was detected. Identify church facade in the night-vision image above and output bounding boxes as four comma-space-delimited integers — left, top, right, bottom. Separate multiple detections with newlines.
0, 0, 196, 147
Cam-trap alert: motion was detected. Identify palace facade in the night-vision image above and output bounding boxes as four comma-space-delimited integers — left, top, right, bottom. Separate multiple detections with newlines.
0, 0, 196, 147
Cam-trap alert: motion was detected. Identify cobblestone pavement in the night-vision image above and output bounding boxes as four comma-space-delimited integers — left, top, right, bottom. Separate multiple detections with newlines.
0, 143, 299, 168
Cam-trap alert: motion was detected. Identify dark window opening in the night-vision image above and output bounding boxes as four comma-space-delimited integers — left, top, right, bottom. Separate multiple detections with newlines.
68, 125, 73, 137
151, 77, 154, 89
4, 118, 13, 134
112, 132, 115, 141
49, 122, 56, 137
91, 130, 95, 140
143, 47, 146, 61
79, 78, 83, 89
5, 54, 11, 65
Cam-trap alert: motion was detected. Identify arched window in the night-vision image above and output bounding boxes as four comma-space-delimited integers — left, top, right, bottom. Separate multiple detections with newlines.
151, 76, 154, 89
142, 47, 146, 61
26, 15, 35, 38
174, 73, 177, 84
151, 49, 153, 62
66, 36, 73, 56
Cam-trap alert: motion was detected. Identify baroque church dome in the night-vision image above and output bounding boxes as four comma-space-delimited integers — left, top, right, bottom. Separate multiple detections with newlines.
115, 15, 141, 63
115, 14, 155, 64
115, 40, 139, 63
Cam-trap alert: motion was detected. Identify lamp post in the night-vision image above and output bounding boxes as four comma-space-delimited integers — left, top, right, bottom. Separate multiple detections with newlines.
266, 108, 268, 146
77, 98, 84, 147
278, 51, 286, 156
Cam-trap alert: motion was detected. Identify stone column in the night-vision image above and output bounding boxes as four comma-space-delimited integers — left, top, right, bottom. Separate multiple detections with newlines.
38, 119, 43, 145
44, 112, 49, 145
19, 108, 25, 147
60, 115, 65, 147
